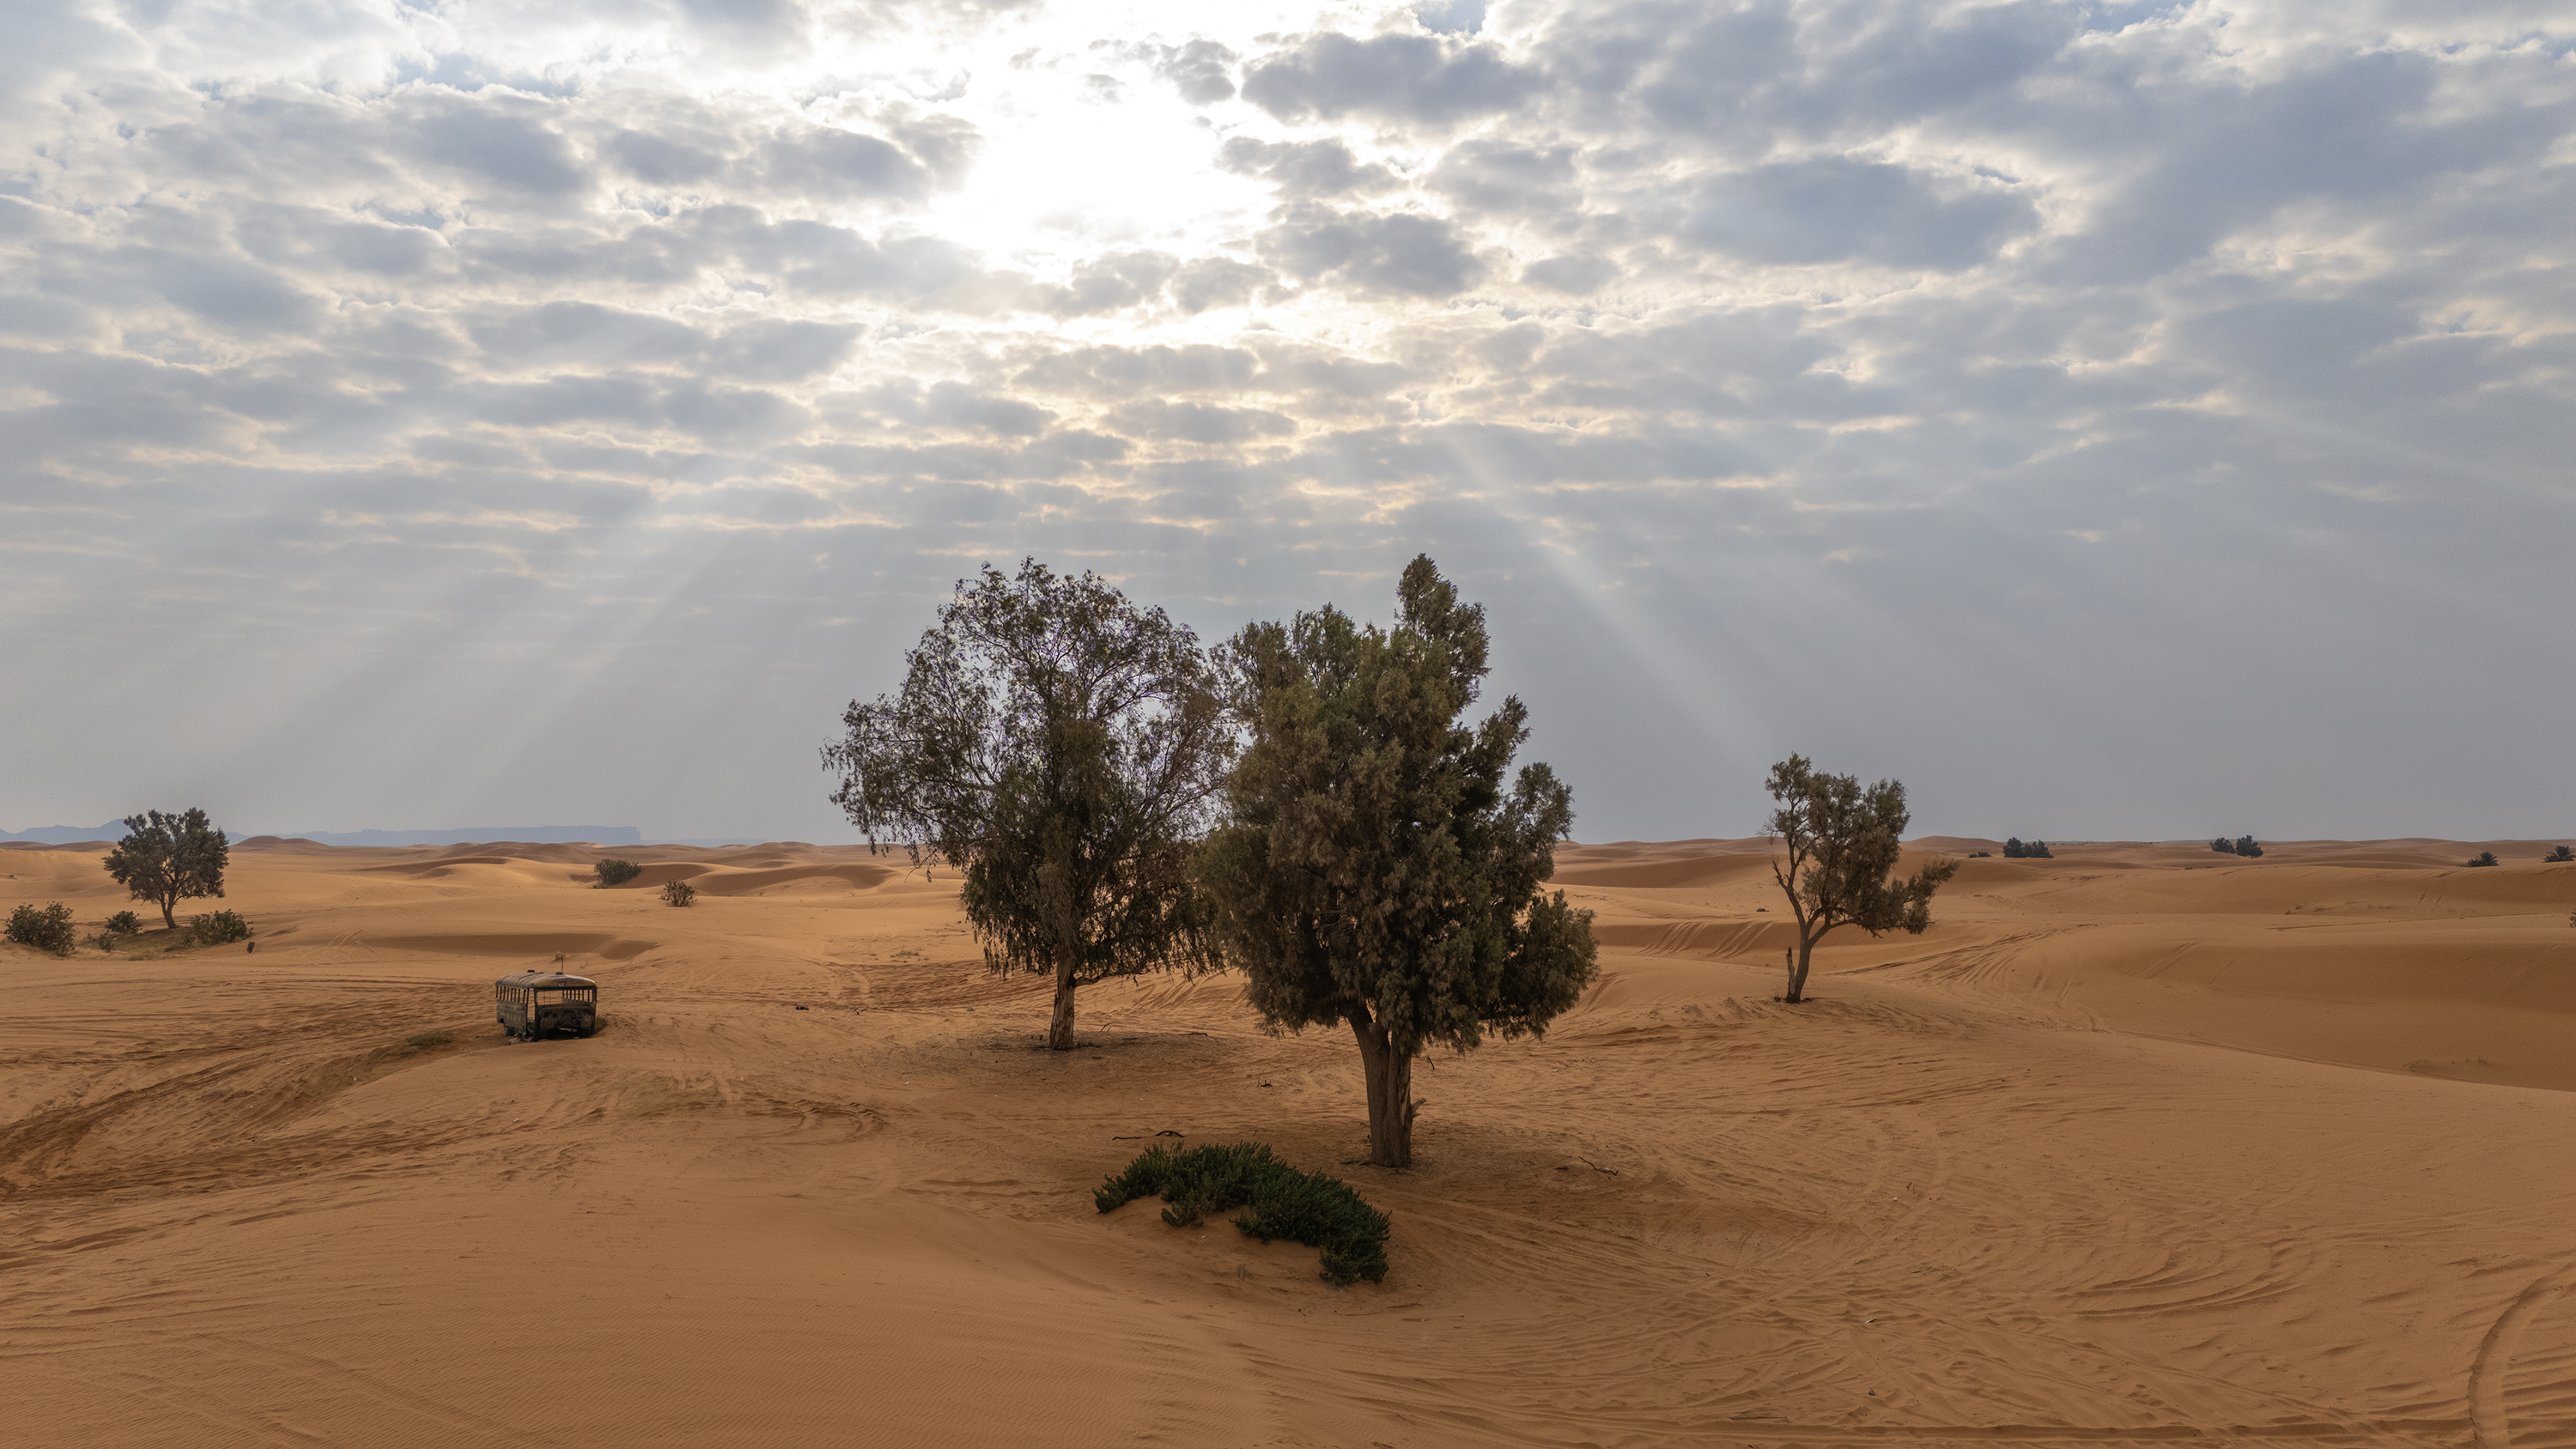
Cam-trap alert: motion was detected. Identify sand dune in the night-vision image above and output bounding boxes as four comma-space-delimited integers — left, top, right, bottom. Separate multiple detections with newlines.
4, 835, 2574, 1446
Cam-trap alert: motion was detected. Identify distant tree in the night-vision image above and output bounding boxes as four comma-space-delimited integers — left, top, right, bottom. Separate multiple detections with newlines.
5, 902, 76, 956
2234, 836, 2264, 858
2466, 851, 2499, 868
2211, 837, 2237, 854
1765, 756, 1959, 1004
2002, 837, 2026, 858
2544, 846, 2573, 864
103, 809, 230, 930
823, 559, 1230, 1052
1199, 556, 1598, 1169
594, 858, 641, 888
2001, 836, 2050, 859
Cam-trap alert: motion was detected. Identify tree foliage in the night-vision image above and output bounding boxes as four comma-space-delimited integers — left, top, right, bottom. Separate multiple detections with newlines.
2546, 846, 2574, 864
103, 809, 230, 930
2210, 837, 2236, 854
2002, 837, 2051, 859
2234, 835, 2264, 858
823, 560, 1230, 1051
1764, 756, 1959, 1004
1199, 556, 1598, 1168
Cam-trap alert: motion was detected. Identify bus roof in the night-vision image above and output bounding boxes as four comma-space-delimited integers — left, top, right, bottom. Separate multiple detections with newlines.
495, 971, 598, 989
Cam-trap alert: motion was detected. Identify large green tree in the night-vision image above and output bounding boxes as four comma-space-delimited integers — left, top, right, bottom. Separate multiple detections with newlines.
104, 808, 232, 930
1200, 557, 1598, 1169
823, 560, 1229, 1050
1764, 756, 1957, 1003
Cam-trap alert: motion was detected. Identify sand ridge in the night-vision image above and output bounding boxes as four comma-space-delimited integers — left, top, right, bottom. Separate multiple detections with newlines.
3, 836, 2575, 1446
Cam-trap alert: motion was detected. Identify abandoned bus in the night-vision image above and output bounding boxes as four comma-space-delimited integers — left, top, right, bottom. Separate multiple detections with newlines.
495, 971, 598, 1040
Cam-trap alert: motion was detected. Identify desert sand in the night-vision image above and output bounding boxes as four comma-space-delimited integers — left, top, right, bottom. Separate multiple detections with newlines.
3, 834, 2573, 1447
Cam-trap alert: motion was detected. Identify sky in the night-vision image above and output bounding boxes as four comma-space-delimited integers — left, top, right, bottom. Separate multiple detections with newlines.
3, 0, 2572, 846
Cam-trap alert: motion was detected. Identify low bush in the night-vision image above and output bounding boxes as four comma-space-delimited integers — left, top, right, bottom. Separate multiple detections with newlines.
1968, 851, 1990, 858
1096, 1141, 1391, 1285
2545, 846, 2573, 864
2467, 851, 2500, 868
6, 902, 76, 956
594, 858, 642, 888
2234, 836, 2264, 858
104, 910, 142, 934
186, 910, 253, 944
660, 879, 697, 907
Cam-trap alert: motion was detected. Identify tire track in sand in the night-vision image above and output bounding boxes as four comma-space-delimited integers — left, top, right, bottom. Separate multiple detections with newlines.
2473, 1264, 2576, 1449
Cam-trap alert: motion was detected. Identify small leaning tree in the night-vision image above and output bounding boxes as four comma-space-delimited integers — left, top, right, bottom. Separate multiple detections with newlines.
1200, 556, 1598, 1169
103, 808, 231, 931
823, 560, 1230, 1051
1765, 756, 1957, 1004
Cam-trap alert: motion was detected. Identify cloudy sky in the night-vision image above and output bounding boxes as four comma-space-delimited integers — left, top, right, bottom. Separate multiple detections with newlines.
3, 0, 2571, 845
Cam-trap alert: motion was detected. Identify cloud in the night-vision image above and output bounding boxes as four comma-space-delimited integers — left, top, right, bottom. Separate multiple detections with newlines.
1242, 32, 1540, 124
1151, 39, 1240, 105
1257, 204, 1484, 297
1519, 252, 1616, 294
1033, 251, 1180, 315
920, 381, 1054, 436
3, 0, 2571, 845
1009, 343, 1263, 398
1681, 159, 2037, 270
1106, 398, 1297, 444
408, 95, 590, 197
1167, 257, 1271, 313
756, 125, 937, 202
1218, 136, 1401, 198
603, 129, 732, 186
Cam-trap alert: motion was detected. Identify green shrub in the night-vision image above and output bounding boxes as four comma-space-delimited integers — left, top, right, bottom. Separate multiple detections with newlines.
2544, 846, 2573, 864
1096, 1141, 1391, 1285
2234, 836, 2264, 858
2467, 851, 2499, 868
6, 902, 77, 955
186, 910, 252, 943
2210, 837, 2236, 854
594, 858, 642, 888
104, 910, 142, 934
660, 879, 696, 906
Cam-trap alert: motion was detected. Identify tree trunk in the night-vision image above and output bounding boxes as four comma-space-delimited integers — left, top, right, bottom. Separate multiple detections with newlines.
1783, 933, 1815, 1003
1044, 855, 1080, 1051
1047, 953, 1077, 1050
158, 894, 177, 931
1350, 1009, 1418, 1168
